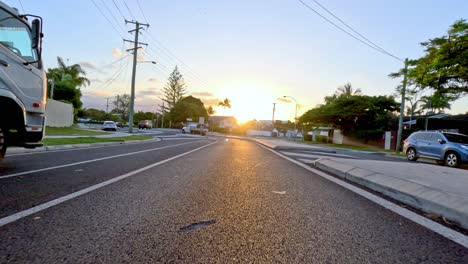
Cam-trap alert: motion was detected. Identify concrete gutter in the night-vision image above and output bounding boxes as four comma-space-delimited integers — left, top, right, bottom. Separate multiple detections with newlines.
7, 138, 160, 155
313, 158, 468, 230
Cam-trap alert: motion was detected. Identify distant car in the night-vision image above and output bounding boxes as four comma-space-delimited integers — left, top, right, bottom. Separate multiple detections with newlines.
138, 120, 152, 129
115, 122, 123, 128
181, 126, 191, 134
102, 121, 117, 131
403, 131, 468, 168
181, 124, 207, 136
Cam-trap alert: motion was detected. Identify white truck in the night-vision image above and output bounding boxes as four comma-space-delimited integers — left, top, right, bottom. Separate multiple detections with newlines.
0, 1, 45, 161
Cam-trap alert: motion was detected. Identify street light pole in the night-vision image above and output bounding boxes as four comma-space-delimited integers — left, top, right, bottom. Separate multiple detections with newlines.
283, 95, 298, 131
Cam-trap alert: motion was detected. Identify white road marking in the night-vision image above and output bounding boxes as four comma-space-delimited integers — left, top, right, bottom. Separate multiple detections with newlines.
281, 151, 355, 158
272, 191, 286, 195
0, 140, 207, 180
0, 141, 217, 227
257, 143, 468, 248
6, 138, 162, 157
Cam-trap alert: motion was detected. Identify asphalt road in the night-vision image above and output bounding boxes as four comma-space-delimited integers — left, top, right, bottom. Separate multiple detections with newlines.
0, 137, 467, 263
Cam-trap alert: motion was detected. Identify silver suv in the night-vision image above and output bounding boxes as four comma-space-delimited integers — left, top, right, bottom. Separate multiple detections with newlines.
403, 131, 468, 168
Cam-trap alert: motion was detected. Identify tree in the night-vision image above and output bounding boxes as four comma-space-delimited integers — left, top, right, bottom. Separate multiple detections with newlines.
299, 95, 399, 140
47, 57, 90, 109
419, 92, 451, 114
169, 96, 208, 124
133, 111, 155, 124
218, 98, 231, 116
206, 106, 215, 115
390, 19, 467, 99
161, 66, 187, 111
112, 94, 130, 120
335, 82, 362, 97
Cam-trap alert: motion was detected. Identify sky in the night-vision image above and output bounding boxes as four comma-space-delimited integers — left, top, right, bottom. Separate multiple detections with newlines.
5, 0, 467, 122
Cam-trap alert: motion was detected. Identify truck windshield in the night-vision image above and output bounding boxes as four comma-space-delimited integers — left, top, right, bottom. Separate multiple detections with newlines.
0, 8, 37, 62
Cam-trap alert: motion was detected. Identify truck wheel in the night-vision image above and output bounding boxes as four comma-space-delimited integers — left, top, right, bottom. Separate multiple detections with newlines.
0, 128, 6, 161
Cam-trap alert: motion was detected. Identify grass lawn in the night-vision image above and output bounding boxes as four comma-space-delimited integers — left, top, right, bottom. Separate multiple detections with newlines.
302, 141, 392, 152
43, 135, 152, 146
45, 126, 109, 136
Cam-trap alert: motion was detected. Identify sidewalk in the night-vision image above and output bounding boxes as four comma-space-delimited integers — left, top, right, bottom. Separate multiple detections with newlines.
239, 136, 468, 230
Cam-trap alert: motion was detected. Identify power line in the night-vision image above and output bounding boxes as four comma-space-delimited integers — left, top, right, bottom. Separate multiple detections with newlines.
136, 0, 149, 24
86, 54, 131, 74
90, 0, 125, 38
99, 0, 126, 33
17, 0, 25, 13
111, 0, 127, 20
297, 0, 402, 61
122, 0, 136, 21
310, 0, 401, 60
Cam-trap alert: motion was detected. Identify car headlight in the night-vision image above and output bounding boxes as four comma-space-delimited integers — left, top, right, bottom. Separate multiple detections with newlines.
461, 145, 468, 151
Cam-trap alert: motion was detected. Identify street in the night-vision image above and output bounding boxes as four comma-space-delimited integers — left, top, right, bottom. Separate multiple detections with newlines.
1, 136, 467, 263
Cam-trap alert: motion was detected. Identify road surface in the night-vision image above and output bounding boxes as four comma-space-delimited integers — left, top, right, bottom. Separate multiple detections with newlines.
0, 137, 467, 263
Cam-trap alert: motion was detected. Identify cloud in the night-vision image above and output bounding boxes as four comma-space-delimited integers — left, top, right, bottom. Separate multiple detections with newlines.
192, 91, 214, 97
277, 97, 292, 103
138, 89, 161, 97
147, 78, 158, 83
112, 48, 122, 58
83, 90, 114, 97
80, 62, 97, 70
202, 98, 221, 106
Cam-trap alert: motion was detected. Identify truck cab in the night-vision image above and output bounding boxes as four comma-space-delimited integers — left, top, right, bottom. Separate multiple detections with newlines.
0, 2, 45, 160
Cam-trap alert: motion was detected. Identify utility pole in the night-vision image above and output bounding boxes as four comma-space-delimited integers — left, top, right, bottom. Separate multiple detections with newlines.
396, 58, 409, 153
161, 102, 165, 128
105, 97, 112, 113
272, 103, 276, 129
124, 20, 149, 133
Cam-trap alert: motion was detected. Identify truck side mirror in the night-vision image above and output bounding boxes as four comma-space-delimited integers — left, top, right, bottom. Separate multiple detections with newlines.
31, 18, 41, 53
438, 139, 446, 144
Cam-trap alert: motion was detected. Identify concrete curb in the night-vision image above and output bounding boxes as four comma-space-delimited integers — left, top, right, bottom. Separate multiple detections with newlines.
7, 138, 160, 155
313, 158, 468, 230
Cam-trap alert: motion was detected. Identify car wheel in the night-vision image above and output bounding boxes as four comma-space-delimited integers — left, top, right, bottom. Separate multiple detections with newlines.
406, 148, 417, 161
445, 152, 460, 168
0, 127, 6, 161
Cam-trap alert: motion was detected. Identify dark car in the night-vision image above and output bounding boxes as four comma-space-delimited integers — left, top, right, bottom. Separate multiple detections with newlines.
403, 131, 468, 168
138, 120, 153, 129
115, 122, 123, 128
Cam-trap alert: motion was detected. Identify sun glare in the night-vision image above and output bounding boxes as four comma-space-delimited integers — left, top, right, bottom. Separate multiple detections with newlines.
216, 83, 281, 123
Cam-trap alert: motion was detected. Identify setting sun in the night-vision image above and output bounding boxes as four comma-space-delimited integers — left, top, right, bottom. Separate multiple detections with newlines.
214, 81, 293, 123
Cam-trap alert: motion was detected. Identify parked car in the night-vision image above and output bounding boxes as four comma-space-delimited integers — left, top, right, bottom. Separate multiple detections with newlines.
138, 120, 153, 129
403, 131, 468, 168
102, 121, 117, 131
181, 124, 208, 136
115, 122, 123, 128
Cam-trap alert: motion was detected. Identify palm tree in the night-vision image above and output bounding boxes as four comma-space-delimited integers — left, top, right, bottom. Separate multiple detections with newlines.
419, 94, 451, 114
206, 106, 215, 115
47, 57, 90, 87
335, 82, 362, 97
218, 98, 231, 116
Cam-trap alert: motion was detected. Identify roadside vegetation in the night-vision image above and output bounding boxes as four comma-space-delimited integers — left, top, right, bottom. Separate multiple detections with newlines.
45, 126, 108, 136
43, 135, 152, 146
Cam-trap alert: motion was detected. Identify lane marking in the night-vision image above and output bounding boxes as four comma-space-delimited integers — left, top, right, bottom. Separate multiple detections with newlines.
0, 140, 209, 180
0, 141, 217, 227
256, 143, 468, 248
6, 138, 164, 157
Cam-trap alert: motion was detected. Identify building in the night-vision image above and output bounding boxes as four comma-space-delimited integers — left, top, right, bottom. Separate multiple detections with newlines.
208, 116, 238, 129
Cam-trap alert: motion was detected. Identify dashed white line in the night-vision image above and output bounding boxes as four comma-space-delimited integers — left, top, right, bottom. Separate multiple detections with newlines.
0, 141, 217, 227
0, 140, 207, 180
257, 143, 468, 248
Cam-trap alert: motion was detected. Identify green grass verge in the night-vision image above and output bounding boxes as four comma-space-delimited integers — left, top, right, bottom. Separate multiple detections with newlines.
43, 135, 152, 146
45, 126, 110, 136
